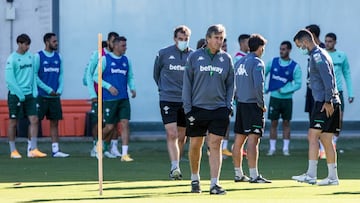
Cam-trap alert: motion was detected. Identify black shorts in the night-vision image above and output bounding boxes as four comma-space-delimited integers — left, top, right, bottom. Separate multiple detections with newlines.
234, 102, 264, 137
186, 107, 230, 137
268, 97, 292, 121
37, 96, 63, 120
159, 101, 186, 127
310, 102, 341, 133
305, 87, 314, 113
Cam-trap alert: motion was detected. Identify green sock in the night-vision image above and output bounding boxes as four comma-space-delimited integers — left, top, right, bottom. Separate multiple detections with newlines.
103, 141, 109, 152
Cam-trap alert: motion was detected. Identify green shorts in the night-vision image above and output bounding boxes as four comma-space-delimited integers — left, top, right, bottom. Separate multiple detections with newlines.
37, 96, 63, 120
103, 99, 131, 124
90, 101, 98, 124
268, 97, 293, 121
7, 93, 38, 119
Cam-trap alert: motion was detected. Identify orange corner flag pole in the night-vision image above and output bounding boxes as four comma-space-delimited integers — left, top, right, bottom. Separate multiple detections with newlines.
97, 33, 103, 196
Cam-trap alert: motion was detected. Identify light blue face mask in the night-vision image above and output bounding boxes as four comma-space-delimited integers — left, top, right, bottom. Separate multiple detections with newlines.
177, 40, 189, 51
298, 46, 309, 55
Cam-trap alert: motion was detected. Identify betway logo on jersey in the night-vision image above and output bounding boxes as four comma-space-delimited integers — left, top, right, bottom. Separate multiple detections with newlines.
271, 75, 287, 83
199, 65, 223, 74
19, 64, 32, 69
111, 68, 127, 75
169, 64, 185, 71
44, 67, 60, 73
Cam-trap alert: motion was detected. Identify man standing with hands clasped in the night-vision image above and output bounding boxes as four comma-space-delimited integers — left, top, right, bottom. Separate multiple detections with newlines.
183, 24, 234, 195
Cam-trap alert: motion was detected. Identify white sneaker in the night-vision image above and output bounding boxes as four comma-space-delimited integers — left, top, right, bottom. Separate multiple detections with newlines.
267, 149, 275, 156
90, 146, 97, 157
104, 151, 117, 158
317, 177, 339, 186
110, 147, 122, 157
292, 173, 317, 184
52, 151, 70, 158
283, 150, 290, 156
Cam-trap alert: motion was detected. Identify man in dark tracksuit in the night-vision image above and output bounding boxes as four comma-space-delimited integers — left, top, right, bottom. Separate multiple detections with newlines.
182, 24, 233, 195
153, 25, 193, 180
232, 34, 271, 184
292, 29, 340, 186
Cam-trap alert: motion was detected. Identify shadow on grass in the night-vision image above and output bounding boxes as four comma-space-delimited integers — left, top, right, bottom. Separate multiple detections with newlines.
19, 195, 152, 203
101, 183, 189, 191
320, 191, 360, 195
7, 181, 123, 189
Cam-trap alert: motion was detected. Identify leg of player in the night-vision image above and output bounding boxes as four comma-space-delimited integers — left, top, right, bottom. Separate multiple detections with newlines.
90, 123, 98, 157
28, 115, 47, 158
222, 125, 232, 157
177, 126, 187, 160
110, 125, 122, 157
282, 120, 291, 156
208, 133, 226, 194
267, 120, 278, 156
292, 128, 320, 184
189, 136, 204, 193
318, 133, 339, 186
102, 124, 116, 158
50, 120, 69, 158
120, 119, 133, 162
166, 122, 182, 180
248, 134, 271, 183
232, 134, 249, 182
8, 119, 21, 158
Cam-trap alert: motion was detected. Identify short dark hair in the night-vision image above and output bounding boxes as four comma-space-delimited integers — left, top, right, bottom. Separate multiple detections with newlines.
305, 24, 320, 38
43, 32, 56, 43
17, 33, 31, 45
102, 40, 107, 48
113, 36, 127, 44
238, 34, 250, 43
107, 32, 119, 41
196, 38, 206, 49
206, 24, 226, 39
174, 25, 191, 38
325, 32, 337, 41
248, 34, 267, 52
281, 41, 292, 50
293, 29, 313, 42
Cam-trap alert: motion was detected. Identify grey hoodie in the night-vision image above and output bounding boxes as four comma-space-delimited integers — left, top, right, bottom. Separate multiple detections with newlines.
308, 46, 340, 103
182, 48, 234, 114
234, 52, 265, 108
153, 45, 193, 102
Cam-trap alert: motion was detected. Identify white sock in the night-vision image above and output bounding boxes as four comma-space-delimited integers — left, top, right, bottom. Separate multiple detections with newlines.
319, 141, 325, 152
307, 160, 318, 178
327, 163, 338, 179
30, 137, 37, 150
191, 173, 200, 181
52, 142, 59, 153
283, 139, 290, 151
269, 139, 276, 151
9, 141, 16, 153
122, 145, 128, 156
111, 139, 118, 149
249, 168, 259, 179
222, 140, 228, 150
210, 177, 219, 188
27, 140, 31, 152
234, 167, 244, 177
171, 160, 179, 170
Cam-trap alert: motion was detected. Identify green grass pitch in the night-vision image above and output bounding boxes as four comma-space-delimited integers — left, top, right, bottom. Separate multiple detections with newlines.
0, 138, 359, 202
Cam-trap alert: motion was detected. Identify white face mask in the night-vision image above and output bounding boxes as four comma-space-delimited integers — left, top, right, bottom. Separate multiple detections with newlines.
177, 40, 189, 51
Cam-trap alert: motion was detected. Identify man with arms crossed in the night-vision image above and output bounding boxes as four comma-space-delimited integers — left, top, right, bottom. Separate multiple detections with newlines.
183, 24, 234, 194
5, 34, 46, 158
94, 36, 136, 162
35, 32, 69, 157
232, 34, 271, 183
292, 29, 340, 186
154, 25, 193, 180
266, 41, 302, 156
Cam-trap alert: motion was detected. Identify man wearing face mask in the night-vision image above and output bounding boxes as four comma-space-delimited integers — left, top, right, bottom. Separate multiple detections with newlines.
153, 25, 193, 180
292, 29, 341, 186
265, 41, 302, 156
